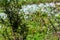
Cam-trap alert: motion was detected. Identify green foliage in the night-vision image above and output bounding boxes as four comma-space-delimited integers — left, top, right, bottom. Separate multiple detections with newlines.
0, 0, 60, 40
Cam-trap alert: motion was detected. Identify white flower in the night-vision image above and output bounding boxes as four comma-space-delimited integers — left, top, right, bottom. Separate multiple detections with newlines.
49, 3, 55, 7
41, 8, 46, 12
56, 3, 60, 5
21, 3, 56, 14
27, 5, 31, 8
25, 11, 29, 14
45, 3, 50, 7
38, 3, 44, 7
0, 13, 7, 19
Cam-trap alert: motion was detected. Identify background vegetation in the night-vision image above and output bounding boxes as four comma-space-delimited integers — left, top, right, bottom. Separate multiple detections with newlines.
0, 0, 60, 40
